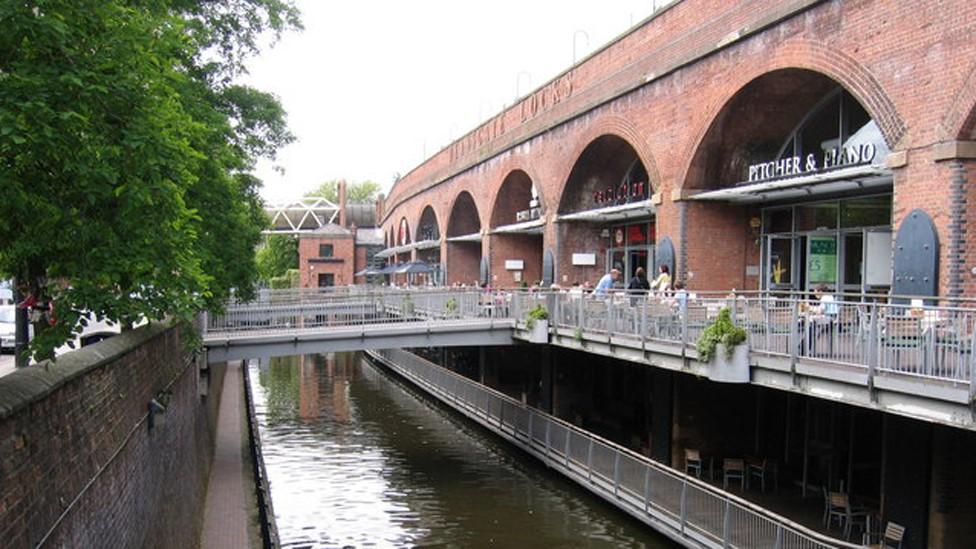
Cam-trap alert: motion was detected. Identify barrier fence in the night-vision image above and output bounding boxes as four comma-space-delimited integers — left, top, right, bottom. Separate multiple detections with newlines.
368, 348, 863, 549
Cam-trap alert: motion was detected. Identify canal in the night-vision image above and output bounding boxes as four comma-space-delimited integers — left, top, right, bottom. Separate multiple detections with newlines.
250, 352, 676, 548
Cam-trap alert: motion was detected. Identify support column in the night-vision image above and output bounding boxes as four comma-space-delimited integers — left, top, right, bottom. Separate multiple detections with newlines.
651, 369, 674, 466
539, 346, 553, 414
478, 347, 486, 385
881, 415, 931, 549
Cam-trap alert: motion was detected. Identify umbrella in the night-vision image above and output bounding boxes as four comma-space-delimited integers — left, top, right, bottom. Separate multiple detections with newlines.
395, 261, 432, 274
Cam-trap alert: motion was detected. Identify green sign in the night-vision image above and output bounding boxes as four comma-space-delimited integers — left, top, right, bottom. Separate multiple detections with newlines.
808, 236, 837, 283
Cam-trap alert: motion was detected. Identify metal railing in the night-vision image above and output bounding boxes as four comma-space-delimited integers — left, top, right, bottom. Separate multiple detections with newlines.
369, 348, 862, 549
208, 288, 976, 392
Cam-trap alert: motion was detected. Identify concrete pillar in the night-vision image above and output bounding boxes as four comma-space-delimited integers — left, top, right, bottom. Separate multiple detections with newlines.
651, 369, 674, 465
539, 346, 553, 414
881, 415, 931, 549
478, 347, 486, 384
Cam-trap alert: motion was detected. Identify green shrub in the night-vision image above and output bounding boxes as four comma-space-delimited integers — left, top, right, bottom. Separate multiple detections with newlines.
525, 303, 549, 330
696, 308, 747, 362
444, 297, 459, 316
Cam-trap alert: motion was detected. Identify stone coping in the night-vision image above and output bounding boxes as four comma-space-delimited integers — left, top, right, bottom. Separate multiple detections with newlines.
0, 320, 177, 420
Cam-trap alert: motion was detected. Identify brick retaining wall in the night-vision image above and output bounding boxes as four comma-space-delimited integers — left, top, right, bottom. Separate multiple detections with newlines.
0, 322, 227, 548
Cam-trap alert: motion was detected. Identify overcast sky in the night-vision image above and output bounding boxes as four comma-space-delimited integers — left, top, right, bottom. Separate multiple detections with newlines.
244, 0, 668, 204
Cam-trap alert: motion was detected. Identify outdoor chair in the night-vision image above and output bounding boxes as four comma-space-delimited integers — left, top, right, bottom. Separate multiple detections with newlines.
746, 458, 776, 492
866, 521, 905, 549
722, 458, 745, 490
684, 449, 703, 479
826, 491, 870, 540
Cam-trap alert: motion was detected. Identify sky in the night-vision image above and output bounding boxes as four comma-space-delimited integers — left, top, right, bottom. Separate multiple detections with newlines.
244, 0, 669, 204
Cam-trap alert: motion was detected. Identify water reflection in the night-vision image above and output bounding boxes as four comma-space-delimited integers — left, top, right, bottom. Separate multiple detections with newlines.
251, 352, 674, 548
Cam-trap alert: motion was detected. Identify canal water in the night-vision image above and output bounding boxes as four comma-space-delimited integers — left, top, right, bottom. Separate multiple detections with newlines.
250, 352, 676, 548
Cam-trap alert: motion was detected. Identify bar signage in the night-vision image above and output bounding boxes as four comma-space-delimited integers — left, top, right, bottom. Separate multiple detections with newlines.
746, 143, 877, 183
593, 181, 647, 205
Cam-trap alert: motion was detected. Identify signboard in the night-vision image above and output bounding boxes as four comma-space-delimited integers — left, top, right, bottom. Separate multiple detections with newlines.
746, 142, 877, 183
808, 236, 837, 284
572, 253, 597, 266
504, 260, 524, 271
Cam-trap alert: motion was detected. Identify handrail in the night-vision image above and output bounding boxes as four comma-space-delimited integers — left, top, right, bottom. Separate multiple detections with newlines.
369, 348, 863, 549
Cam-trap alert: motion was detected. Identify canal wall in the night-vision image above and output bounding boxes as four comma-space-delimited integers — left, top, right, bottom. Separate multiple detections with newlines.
0, 321, 226, 549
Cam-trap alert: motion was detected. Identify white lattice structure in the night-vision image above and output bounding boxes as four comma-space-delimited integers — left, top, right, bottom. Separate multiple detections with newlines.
264, 197, 339, 234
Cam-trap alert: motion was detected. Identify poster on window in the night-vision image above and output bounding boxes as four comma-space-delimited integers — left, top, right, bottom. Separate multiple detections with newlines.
808, 236, 837, 283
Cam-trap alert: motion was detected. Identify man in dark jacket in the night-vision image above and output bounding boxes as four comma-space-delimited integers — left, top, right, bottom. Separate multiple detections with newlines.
628, 267, 650, 304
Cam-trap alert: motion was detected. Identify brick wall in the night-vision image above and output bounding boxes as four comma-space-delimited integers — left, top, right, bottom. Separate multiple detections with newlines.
0, 322, 226, 549
299, 236, 355, 288
378, 0, 976, 296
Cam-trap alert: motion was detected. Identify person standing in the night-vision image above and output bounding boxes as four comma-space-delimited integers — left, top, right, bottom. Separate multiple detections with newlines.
650, 264, 672, 293
627, 267, 650, 304
594, 268, 620, 297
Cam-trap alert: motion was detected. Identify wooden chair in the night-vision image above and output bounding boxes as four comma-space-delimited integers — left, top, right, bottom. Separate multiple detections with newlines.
722, 458, 745, 490
866, 521, 905, 549
746, 458, 776, 492
826, 491, 870, 540
684, 449, 703, 478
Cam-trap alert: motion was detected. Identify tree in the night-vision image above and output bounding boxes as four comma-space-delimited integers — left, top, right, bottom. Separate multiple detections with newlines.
256, 234, 298, 283
306, 179, 381, 203
0, 0, 301, 359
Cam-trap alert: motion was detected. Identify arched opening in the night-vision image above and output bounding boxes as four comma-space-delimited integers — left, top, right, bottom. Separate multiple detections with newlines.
684, 68, 893, 294
490, 170, 544, 287
446, 192, 483, 285
557, 135, 654, 288
415, 205, 443, 285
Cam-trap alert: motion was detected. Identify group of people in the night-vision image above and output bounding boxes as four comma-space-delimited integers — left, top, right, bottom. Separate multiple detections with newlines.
595, 264, 678, 297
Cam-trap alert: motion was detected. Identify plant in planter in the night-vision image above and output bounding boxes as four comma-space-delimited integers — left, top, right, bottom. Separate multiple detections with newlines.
444, 297, 459, 318
573, 326, 585, 345
525, 303, 550, 343
696, 307, 750, 383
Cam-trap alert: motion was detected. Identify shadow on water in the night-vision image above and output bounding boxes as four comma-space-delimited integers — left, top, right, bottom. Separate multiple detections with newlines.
251, 352, 677, 549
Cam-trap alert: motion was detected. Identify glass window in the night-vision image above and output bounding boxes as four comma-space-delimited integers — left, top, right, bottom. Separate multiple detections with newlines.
763, 208, 793, 234
844, 233, 863, 286
319, 244, 334, 257
769, 238, 793, 285
841, 195, 891, 228
627, 223, 647, 246
796, 203, 838, 231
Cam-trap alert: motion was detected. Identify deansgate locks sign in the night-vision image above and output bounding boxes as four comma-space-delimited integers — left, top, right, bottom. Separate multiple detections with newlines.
746, 142, 878, 183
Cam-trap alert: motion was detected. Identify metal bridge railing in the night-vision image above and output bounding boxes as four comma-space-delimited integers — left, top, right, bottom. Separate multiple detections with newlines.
370, 348, 863, 549
209, 287, 976, 393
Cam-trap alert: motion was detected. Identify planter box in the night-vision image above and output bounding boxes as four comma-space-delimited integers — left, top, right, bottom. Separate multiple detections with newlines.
526, 320, 549, 343
707, 343, 750, 383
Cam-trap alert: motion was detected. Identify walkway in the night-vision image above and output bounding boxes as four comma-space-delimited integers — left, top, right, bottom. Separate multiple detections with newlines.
201, 361, 258, 549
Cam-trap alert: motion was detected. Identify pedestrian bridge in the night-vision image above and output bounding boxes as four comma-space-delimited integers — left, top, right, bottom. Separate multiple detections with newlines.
202, 290, 518, 363
203, 288, 976, 431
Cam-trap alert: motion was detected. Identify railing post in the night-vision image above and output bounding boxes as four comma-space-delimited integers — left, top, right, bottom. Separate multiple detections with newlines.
640, 297, 647, 353
577, 295, 584, 331
868, 303, 879, 400
545, 419, 551, 459
679, 481, 688, 532
200, 311, 208, 338
528, 411, 534, 445
969, 319, 976, 418
587, 438, 594, 482
789, 298, 799, 382
680, 299, 689, 360
564, 428, 571, 467
643, 467, 651, 513
773, 524, 783, 549
722, 499, 731, 548
612, 453, 620, 497
606, 298, 614, 342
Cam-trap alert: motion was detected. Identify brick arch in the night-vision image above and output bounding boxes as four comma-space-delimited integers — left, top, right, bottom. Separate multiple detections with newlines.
489, 157, 547, 210
676, 39, 906, 193
446, 189, 483, 237
488, 167, 544, 228
940, 62, 976, 141
415, 205, 441, 241
395, 216, 411, 246
553, 115, 663, 204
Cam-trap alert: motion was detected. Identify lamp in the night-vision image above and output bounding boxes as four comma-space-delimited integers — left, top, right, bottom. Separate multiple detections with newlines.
147, 390, 171, 432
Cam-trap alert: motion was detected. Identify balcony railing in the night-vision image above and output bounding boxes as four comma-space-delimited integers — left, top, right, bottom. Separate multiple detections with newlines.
210, 287, 976, 394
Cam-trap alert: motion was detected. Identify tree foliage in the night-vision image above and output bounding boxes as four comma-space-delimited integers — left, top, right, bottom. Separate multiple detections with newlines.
256, 234, 298, 283
307, 179, 381, 203
0, 0, 301, 359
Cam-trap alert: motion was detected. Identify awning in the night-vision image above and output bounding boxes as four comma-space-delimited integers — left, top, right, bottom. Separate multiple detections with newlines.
394, 261, 433, 274
413, 238, 441, 250
556, 199, 655, 223
374, 243, 414, 259
491, 219, 545, 235
446, 232, 483, 243
688, 164, 892, 204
